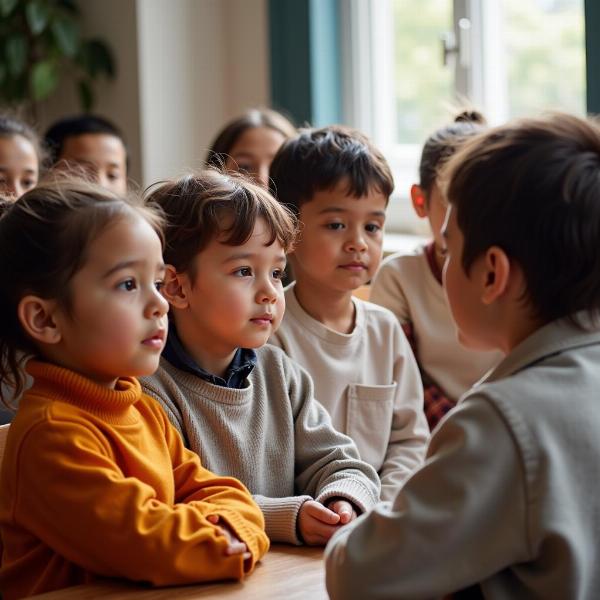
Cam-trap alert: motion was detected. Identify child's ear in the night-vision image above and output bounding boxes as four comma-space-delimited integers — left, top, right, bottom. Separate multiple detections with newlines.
410, 184, 428, 218
162, 265, 190, 309
17, 296, 62, 345
480, 246, 511, 305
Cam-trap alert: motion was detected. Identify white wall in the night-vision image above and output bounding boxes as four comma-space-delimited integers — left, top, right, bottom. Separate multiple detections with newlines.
137, 0, 270, 184
39, 0, 270, 187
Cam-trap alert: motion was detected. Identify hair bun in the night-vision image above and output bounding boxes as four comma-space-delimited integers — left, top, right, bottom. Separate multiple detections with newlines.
454, 110, 486, 125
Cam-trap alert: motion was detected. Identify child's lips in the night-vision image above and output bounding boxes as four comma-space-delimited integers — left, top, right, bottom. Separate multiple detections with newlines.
339, 262, 367, 271
142, 329, 166, 349
250, 314, 274, 326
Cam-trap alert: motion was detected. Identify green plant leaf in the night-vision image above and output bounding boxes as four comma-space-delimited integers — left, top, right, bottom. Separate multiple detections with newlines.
5, 33, 27, 76
50, 13, 79, 57
77, 38, 115, 78
26, 0, 50, 34
77, 78, 94, 112
30, 59, 58, 100
0, 0, 18, 18
57, 0, 79, 15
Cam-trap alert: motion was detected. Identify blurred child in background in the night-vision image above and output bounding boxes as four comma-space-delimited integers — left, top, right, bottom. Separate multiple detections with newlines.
370, 112, 502, 430
45, 114, 128, 194
0, 114, 42, 200
206, 108, 296, 189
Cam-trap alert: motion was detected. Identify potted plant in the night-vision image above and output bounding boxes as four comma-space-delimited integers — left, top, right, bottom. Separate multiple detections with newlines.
0, 0, 115, 117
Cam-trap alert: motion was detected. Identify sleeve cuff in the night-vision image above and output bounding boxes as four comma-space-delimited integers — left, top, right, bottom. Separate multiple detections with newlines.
254, 494, 312, 545
316, 479, 378, 515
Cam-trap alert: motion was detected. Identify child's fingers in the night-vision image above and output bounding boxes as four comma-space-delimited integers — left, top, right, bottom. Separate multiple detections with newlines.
303, 516, 341, 545
225, 540, 248, 555
304, 501, 341, 525
330, 500, 354, 524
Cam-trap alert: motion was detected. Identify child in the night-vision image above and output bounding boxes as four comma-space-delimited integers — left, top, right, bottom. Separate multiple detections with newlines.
206, 108, 296, 189
325, 113, 600, 598
0, 180, 269, 599
268, 126, 429, 501
140, 170, 380, 546
370, 112, 503, 430
0, 114, 42, 199
44, 114, 128, 194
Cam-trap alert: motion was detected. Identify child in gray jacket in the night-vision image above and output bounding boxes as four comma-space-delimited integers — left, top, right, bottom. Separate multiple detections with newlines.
326, 113, 600, 599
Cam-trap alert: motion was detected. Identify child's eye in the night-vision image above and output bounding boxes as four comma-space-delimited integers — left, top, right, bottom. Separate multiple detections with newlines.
237, 164, 254, 175
272, 269, 284, 280
155, 280, 165, 292
326, 222, 344, 230
234, 267, 253, 277
365, 223, 382, 233
117, 278, 137, 291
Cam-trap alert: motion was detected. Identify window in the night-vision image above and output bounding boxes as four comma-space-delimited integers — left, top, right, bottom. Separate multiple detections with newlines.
341, 0, 585, 235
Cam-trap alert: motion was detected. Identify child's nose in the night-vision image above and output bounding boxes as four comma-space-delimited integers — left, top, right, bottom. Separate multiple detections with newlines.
256, 164, 270, 189
344, 231, 368, 253
147, 287, 169, 317
256, 279, 278, 304
4, 180, 19, 198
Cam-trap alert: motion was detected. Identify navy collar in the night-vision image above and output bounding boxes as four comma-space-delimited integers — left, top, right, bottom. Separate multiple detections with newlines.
162, 326, 257, 389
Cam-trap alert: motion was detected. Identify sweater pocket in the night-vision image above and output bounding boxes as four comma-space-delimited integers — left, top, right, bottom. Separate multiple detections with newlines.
345, 383, 397, 470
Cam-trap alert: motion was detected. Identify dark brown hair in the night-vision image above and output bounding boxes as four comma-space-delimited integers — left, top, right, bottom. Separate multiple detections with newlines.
145, 169, 296, 280
269, 125, 394, 216
0, 113, 45, 165
44, 114, 128, 168
444, 112, 600, 324
0, 177, 163, 407
418, 110, 486, 203
205, 108, 296, 169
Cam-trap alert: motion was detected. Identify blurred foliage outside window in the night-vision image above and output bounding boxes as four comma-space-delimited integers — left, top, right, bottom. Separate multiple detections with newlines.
392, 0, 584, 145
504, 0, 584, 119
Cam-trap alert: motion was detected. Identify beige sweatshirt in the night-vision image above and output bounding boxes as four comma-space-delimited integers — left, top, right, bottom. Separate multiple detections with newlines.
370, 247, 502, 401
269, 283, 429, 502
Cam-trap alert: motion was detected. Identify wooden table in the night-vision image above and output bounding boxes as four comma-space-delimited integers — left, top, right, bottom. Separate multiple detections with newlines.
33, 545, 327, 599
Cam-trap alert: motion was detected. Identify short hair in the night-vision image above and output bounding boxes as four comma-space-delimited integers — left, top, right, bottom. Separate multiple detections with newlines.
205, 108, 297, 168
0, 113, 45, 164
418, 110, 486, 201
444, 112, 600, 325
269, 125, 394, 216
44, 114, 127, 166
145, 169, 296, 280
0, 177, 163, 406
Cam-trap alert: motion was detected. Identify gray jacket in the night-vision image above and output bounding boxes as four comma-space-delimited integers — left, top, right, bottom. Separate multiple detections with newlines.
326, 313, 600, 599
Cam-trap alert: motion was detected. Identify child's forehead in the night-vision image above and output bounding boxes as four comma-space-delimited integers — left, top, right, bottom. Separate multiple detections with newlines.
304, 180, 388, 214
203, 218, 285, 253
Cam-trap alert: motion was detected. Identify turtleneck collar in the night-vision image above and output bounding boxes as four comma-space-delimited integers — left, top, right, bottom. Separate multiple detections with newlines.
26, 360, 143, 425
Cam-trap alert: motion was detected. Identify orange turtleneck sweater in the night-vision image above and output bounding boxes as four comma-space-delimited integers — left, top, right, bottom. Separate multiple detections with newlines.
0, 361, 269, 600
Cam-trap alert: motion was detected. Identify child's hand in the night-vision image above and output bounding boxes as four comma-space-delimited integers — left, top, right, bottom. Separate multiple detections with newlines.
326, 498, 357, 525
298, 499, 342, 545
207, 514, 251, 560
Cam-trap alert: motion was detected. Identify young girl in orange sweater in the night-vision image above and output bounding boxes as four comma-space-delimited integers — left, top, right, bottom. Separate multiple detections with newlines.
0, 179, 268, 600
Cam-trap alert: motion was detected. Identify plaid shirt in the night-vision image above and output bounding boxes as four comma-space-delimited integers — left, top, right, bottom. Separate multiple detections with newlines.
401, 321, 456, 431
